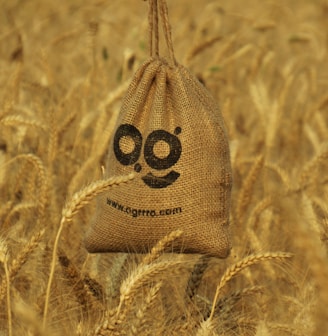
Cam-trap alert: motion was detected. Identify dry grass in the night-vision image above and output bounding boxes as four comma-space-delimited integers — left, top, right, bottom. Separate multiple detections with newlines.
1, 0, 328, 335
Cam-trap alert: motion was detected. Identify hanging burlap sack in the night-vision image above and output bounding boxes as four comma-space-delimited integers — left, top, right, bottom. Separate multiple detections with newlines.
85, 0, 232, 257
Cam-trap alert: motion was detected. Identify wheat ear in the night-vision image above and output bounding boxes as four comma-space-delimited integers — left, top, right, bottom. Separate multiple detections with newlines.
184, 35, 222, 64
14, 298, 50, 336
236, 155, 264, 224
114, 258, 184, 325
299, 146, 328, 187
246, 196, 272, 231
0, 115, 47, 132
141, 229, 183, 265
209, 252, 292, 321
281, 197, 328, 334
106, 254, 129, 302
221, 44, 254, 67
267, 323, 303, 336
0, 201, 13, 223
24, 154, 47, 222
264, 163, 290, 190
186, 255, 210, 300
4, 154, 48, 224
128, 281, 162, 335
43, 173, 134, 328
58, 249, 104, 311
214, 285, 263, 319
50, 29, 82, 46
196, 319, 218, 336
3, 202, 37, 229
2, 61, 22, 111
64, 173, 134, 221
0, 230, 45, 303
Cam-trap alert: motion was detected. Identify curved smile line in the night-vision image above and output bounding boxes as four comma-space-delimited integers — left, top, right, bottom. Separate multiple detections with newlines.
141, 171, 180, 189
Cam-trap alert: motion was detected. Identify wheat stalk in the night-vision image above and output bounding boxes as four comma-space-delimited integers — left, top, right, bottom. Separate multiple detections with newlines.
87, 21, 99, 68
43, 173, 134, 328
121, 49, 136, 82
47, 107, 59, 170
0, 238, 11, 336
5, 257, 12, 336
304, 124, 321, 154
209, 252, 293, 320
314, 110, 328, 140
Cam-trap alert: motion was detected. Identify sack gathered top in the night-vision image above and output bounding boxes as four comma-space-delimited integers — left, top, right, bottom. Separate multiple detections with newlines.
85, 0, 233, 258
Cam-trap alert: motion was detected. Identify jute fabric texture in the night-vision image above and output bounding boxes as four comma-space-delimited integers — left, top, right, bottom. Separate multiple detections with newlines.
85, 0, 232, 257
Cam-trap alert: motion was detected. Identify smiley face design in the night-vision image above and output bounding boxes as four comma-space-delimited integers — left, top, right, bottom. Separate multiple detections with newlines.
113, 124, 182, 189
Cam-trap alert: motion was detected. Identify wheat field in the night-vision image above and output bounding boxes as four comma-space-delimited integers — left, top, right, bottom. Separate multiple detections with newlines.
0, 0, 328, 335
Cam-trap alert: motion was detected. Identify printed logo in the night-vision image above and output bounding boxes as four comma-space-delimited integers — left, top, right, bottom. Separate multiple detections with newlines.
114, 124, 182, 188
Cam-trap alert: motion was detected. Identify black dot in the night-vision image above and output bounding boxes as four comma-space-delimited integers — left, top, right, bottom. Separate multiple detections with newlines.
174, 127, 181, 135
134, 163, 142, 172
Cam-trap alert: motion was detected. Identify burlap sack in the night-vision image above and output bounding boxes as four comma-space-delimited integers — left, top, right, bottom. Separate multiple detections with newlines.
85, 0, 232, 257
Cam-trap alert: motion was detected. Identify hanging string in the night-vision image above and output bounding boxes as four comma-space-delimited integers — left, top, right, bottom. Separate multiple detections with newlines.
158, 0, 177, 65
148, 0, 159, 57
147, 0, 176, 65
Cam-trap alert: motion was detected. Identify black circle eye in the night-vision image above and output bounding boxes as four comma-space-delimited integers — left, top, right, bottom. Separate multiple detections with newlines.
144, 130, 181, 170
114, 124, 142, 165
